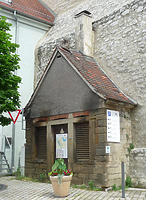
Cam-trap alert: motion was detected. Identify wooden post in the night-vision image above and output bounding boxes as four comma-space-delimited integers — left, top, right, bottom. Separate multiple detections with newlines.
68, 122, 74, 170
47, 125, 54, 172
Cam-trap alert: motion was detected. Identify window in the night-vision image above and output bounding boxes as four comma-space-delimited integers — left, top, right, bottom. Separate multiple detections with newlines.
35, 127, 47, 159
75, 122, 89, 161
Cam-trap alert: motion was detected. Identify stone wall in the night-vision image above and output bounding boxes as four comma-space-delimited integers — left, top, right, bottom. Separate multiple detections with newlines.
72, 108, 132, 187
93, 0, 146, 147
36, 0, 134, 85
42, 0, 133, 16
130, 148, 146, 187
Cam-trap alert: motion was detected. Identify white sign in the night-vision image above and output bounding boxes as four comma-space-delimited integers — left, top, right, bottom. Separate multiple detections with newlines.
107, 110, 120, 142
106, 146, 110, 153
56, 134, 68, 158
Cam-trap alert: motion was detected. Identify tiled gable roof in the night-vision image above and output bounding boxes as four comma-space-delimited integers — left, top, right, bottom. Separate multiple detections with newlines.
59, 47, 136, 105
25, 46, 137, 110
0, 0, 55, 24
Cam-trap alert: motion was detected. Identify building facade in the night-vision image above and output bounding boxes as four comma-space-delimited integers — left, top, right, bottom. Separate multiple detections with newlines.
24, 46, 137, 187
31, 0, 145, 186
0, 0, 55, 174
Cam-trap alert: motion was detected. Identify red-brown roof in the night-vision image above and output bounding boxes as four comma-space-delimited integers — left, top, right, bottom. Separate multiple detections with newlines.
59, 47, 136, 105
0, 0, 55, 24
25, 46, 137, 110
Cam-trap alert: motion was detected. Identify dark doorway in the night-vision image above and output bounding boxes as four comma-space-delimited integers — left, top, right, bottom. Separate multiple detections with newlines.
52, 124, 68, 167
35, 126, 47, 159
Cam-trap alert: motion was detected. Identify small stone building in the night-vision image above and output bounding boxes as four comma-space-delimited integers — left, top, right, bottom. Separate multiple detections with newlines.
24, 46, 136, 187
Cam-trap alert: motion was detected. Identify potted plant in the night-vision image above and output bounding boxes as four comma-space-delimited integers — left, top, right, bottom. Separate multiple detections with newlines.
48, 158, 73, 197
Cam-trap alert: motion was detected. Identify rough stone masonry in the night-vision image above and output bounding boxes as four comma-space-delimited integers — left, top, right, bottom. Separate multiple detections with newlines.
35, 0, 146, 186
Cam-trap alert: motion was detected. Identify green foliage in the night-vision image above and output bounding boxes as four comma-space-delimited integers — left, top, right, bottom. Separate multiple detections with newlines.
128, 143, 134, 153
125, 176, 132, 187
0, 16, 21, 126
112, 184, 117, 190
71, 181, 101, 191
112, 184, 122, 191
14, 169, 49, 183
39, 171, 48, 182
14, 168, 24, 180
48, 158, 68, 184
49, 158, 67, 176
80, 184, 87, 189
88, 180, 95, 190
16, 167, 21, 176
88, 180, 101, 191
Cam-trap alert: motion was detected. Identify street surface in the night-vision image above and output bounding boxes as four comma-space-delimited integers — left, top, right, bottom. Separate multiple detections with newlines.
0, 176, 146, 200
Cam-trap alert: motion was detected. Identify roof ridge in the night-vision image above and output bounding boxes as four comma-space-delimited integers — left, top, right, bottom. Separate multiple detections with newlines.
59, 46, 73, 55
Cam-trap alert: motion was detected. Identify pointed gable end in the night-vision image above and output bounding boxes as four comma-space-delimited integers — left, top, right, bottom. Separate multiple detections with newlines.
25, 47, 137, 119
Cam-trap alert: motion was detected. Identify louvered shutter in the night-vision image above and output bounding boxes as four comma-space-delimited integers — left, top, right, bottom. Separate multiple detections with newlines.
36, 127, 46, 159
76, 123, 89, 161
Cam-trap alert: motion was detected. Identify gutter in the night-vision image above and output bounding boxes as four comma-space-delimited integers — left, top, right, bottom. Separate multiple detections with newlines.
13, 11, 18, 46
0, 4, 54, 26
13, 10, 18, 77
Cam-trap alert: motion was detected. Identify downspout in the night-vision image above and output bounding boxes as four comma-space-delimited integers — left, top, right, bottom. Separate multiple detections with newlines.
13, 10, 18, 76
13, 10, 18, 47
11, 10, 18, 171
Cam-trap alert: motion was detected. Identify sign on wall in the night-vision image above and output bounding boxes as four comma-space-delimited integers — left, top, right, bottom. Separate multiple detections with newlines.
56, 134, 68, 158
106, 146, 110, 153
107, 110, 120, 142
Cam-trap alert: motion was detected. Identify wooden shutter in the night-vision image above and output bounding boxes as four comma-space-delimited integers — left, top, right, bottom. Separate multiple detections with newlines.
76, 123, 89, 161
36, 127, 46, 159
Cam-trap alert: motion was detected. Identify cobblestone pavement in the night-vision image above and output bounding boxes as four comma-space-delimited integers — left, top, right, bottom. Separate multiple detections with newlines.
0, 176, 146, 200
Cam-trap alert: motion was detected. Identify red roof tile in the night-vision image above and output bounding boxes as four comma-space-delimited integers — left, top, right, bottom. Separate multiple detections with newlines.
0, 0, 55, 24
59, 47, 136, 105
25, 46, 137, 110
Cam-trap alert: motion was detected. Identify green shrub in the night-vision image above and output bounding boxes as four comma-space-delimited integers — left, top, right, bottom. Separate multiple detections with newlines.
112, 184, 122, 191
39, 171, 47, 182
112, 184, 117, 190
125, 176, 132, 187
88, 180, 95, 190
128, 143, 134, 153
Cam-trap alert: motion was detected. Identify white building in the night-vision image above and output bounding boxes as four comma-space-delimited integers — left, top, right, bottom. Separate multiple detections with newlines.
0, 0, 55, 174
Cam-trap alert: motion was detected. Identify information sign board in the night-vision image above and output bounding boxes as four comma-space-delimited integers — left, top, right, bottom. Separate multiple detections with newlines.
56, 134, 68, 158
107, 110, 120, 142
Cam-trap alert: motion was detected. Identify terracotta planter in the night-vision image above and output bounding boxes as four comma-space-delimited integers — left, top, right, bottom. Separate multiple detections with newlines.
50, 175, 72, 197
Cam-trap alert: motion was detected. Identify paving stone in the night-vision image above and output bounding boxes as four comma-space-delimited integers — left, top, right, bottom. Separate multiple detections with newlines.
0, 176, 146, 200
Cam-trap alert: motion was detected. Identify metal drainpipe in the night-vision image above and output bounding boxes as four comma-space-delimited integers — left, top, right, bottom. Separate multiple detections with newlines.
13, 11, 18, 45
11, 123, 15, 172
13, 10, 18, 75
11, 10, 18, 172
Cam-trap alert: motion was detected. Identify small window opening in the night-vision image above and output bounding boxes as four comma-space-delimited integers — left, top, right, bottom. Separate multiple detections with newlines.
75, 122, 89, 161
35, 127, 47, 159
